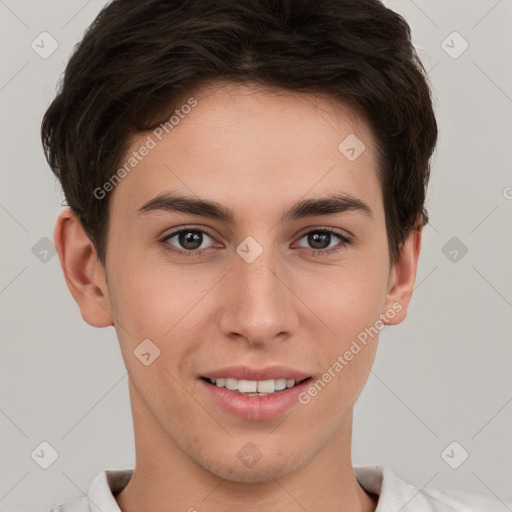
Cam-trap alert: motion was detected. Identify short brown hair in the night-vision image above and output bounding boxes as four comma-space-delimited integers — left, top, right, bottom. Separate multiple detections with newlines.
41, 0, 438, 265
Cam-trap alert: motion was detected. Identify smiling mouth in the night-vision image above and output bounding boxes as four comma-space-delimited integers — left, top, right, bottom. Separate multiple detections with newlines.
200, 376, 311, 396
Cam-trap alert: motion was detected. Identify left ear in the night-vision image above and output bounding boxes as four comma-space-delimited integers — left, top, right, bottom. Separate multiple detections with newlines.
382, 225, 423, 325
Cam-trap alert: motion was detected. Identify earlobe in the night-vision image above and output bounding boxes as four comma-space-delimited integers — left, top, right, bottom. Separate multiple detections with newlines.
382, 226, 423, 325
53, 208, 114, 327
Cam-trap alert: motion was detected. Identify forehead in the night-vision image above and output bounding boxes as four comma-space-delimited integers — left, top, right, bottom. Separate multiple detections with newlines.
109, 81, 383, 221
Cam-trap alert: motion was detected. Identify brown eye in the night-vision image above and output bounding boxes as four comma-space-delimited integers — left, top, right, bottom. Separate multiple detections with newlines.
307, 231, 333, 250
177, 231, 204, 250
295, 228, 351, 256
162, 228, 216, 255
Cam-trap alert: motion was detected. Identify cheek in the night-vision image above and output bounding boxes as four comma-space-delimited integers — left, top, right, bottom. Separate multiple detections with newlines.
108, 247, 189, 324
306, 280, 383, 378
298, 255, 389, 335
294, 249, 388, 393
296, 268, 385, 419
107, 253, 219, 369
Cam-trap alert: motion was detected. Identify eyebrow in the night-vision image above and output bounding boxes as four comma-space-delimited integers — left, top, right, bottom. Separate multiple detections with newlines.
136, 191, 372, 223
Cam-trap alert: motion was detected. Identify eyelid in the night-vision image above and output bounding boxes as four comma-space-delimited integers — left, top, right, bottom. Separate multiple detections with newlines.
294, 225, 352, 241
162, 225, 214, 238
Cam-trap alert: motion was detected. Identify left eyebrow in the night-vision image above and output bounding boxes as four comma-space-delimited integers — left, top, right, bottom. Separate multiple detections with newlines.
279, 193, 373, 223
136, 191, 373, 223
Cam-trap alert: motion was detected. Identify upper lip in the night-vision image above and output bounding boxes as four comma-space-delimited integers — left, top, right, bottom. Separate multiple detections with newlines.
201, 365, 311, 381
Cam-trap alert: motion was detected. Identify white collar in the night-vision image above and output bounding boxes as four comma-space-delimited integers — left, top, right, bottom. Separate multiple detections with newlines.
67, 465, 507, 512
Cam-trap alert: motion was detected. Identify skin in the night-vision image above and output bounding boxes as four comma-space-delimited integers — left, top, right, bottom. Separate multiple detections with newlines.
54, 81, 422, 512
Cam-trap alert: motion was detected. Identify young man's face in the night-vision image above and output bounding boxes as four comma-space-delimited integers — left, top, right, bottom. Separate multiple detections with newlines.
58, 82, 419, 485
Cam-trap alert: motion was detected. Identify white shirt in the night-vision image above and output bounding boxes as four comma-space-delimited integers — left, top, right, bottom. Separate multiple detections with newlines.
49, 465, 511, 512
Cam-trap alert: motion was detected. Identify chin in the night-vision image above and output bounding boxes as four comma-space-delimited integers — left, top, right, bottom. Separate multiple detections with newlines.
196, 445, 310, 484
208, 461, 297, 484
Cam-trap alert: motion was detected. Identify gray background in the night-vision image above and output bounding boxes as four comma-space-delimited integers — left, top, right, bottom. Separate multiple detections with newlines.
1, 1, 511, 511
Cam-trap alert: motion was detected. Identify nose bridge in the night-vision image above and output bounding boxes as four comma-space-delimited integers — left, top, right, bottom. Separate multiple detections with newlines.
220, 237, 294, 343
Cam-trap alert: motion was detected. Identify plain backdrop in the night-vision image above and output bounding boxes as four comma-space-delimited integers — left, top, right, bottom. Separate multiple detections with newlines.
0, 1, 511, 511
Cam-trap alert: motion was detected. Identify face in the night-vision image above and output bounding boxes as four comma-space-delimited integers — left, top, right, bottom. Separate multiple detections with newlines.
93, 82, 405, 483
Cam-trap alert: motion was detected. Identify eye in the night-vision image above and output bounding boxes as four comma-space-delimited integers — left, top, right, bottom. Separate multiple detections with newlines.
295, 228, 351, 256
160, 226, 351, 258
161, 227, 218, 256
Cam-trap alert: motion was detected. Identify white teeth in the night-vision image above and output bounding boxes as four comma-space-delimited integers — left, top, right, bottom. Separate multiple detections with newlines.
210, 377, 299, 395
256, 380, 275, 393
225, 378, 238, 391
238, 380, 257, 393
274, 379, 287, 391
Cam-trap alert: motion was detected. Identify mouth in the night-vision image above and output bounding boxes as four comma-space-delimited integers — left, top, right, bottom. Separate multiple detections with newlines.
198, 366, 313, 421
200, 376, 311, 396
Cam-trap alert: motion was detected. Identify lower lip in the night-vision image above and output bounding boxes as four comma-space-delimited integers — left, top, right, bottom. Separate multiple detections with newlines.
199, 378, 312, 421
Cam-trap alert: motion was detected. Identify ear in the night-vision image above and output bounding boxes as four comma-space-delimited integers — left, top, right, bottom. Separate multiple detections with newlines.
53, 207, 114, 327
382, 225, 423, 325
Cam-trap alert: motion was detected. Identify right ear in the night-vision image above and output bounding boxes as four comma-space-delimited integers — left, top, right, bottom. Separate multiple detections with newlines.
53, 207, 114, 327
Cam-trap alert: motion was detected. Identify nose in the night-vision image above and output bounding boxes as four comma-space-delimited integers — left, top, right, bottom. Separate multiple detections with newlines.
218, 242, 298, 346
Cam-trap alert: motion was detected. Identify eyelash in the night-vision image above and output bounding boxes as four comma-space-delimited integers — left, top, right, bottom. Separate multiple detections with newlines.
160, 226, 351, 258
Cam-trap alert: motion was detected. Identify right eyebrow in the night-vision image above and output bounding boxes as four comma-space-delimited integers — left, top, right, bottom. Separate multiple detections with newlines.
137, 192, 235, 223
